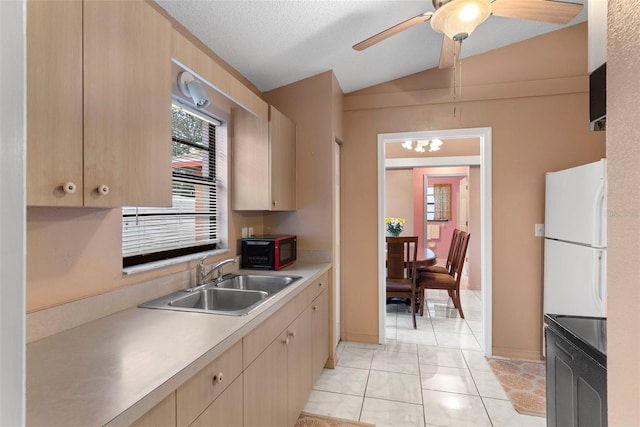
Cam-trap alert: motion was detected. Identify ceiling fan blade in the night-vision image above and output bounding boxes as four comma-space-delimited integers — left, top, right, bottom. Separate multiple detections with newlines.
439, 36, 460, 69
353, 12, 433, 51
491, 0, 583, 24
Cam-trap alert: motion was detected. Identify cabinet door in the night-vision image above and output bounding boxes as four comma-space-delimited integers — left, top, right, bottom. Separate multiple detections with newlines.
287, 308, 312, 427
130, 392, 176, 427
269, 106, 296, 211
243, 330, 288, 427
312, 288, 330, 384
231, 108, 270, 210
83, 0, 172, 207
27, 0, 83, 206
190, 376, 243, 427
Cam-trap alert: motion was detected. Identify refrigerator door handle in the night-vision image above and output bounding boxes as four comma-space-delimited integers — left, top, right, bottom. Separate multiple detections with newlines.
593, 181, 606, 248
593, 250, 604, 304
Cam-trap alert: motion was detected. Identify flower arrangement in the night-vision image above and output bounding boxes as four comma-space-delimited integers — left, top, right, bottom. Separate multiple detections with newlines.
385, 217, 407, 237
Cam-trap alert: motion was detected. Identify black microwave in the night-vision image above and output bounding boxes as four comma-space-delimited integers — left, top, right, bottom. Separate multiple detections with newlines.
241, 235, 297, 270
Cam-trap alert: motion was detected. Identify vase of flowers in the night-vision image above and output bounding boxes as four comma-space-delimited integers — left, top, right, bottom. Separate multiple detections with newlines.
385, 217, 406, 237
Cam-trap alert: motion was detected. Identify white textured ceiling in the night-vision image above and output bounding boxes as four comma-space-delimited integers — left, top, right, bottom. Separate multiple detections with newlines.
156, 0, 587, 94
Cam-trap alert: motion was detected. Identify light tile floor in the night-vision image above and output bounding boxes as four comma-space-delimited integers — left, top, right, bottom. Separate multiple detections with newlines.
303, 289, 546, 427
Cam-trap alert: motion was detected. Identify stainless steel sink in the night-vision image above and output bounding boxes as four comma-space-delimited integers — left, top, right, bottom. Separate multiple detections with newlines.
216, 274, 301, 295
139, 274, 302, 315
171, 288, 268, 311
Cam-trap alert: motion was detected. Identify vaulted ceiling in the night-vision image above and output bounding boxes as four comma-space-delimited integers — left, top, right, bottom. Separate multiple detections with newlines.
157, 0, 587, 94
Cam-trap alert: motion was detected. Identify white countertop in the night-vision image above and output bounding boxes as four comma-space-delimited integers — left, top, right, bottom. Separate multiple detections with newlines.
27, 262, 331, 427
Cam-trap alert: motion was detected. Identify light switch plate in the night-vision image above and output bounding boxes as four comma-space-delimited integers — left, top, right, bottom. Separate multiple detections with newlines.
248, 227, 254, 237
241, 227, 248, 238
535, 224, 545, 237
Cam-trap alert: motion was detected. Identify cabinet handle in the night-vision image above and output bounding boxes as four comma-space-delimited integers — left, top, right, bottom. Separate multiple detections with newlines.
313, 305, 318, 311
97, 185, 110, 196
282, 337, 290, 345
61, 182, 77, 194
319, 282, 324, 287
288, 330, 296, 338
212, 372, 224, 385
272, 201, 277, 207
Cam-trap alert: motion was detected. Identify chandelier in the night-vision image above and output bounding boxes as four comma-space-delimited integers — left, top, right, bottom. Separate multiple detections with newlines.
401, 139, 443, 153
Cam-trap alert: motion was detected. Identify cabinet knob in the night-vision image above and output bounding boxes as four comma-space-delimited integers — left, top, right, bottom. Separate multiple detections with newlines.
282, 337, 290, 345
272, 201, 277, 207
97, 185, 110, 196
313, 305, 318, 311
319, 282, 324, 287
288, 330, 296, 338
212, 372, 224, 385
61, 182, 77, 194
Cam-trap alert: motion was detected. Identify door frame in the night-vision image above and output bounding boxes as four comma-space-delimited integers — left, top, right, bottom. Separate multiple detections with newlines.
0, 0, 27, 423
377, 127, 493, 355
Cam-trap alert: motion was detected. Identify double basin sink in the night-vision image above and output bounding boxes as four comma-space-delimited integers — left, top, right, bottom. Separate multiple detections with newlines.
140, 274, 302, 315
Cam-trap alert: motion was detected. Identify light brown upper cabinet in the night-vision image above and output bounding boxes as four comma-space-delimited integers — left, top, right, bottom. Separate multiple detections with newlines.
232, 105, 296, 211
269, 106, 296, 211
27, 0, 172, 207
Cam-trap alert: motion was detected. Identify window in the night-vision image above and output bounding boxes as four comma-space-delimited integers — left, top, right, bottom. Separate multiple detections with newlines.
425, 184, 451, 221
122, 102, 223, 267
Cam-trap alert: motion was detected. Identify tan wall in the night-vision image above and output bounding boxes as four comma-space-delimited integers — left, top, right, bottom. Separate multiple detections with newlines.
263, 71, 336, 251
468, 166, 481, 290
385, 169, 415, 235
27, 207, 264, 312
607, 1, 640, 425
341, 23, 606, 355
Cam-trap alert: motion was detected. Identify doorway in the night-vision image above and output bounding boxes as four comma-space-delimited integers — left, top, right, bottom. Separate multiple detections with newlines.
377, 127, 492, 355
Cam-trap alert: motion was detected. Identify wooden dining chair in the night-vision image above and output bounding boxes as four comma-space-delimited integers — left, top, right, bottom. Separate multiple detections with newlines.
418, 228, 461, 276
386, 236, 420, 329
417, 231, 470, 319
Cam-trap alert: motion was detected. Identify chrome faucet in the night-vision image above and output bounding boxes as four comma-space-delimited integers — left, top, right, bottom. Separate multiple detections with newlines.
188, 256, 237, 292
205, 258, 237, 283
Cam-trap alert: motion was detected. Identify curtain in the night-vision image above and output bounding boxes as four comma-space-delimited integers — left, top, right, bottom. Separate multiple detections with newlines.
433, 183, 451, 220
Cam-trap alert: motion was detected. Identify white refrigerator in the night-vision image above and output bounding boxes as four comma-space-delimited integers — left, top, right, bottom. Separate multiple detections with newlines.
544, 159, 607, 317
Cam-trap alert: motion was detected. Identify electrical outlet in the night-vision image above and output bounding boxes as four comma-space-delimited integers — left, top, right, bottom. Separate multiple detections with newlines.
535, 224, 545, 237
241, 227, 248, 238
248, 227, 254, 237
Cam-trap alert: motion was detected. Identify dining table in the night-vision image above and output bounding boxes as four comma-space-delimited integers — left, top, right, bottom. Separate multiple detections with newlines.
419, 248, 437, 267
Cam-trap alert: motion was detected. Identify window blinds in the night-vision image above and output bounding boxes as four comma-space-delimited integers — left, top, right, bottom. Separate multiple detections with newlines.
122, 103, 220, 267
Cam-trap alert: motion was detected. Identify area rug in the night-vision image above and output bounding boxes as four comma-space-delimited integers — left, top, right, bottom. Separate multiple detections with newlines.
486, 357, 547, 417
296, 412, 375, 427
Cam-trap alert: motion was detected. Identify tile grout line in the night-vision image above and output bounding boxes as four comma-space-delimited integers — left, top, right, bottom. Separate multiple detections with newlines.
357, 355, 373, 423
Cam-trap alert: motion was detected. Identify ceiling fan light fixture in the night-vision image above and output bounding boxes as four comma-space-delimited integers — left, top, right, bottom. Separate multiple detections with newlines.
431, 0, 491, 41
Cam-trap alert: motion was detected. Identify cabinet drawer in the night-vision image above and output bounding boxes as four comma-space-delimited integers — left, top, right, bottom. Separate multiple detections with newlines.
177, 341, 243, 427
309, 272, 329, 301
190, 375, 243, 427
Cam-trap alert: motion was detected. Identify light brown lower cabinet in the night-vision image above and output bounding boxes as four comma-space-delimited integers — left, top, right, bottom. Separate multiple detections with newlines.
244, 307, 313, 427
130, 392, 176, 427
286, 308, 313, 427
243, 329, 289, 427
190, 375, 243, 427
312, 288, 330, 384
131, 273, 331, 427
176, 341, 243, 427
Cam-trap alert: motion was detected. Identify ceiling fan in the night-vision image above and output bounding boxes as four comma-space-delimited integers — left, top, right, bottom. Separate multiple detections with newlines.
353, 0, 583, 69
